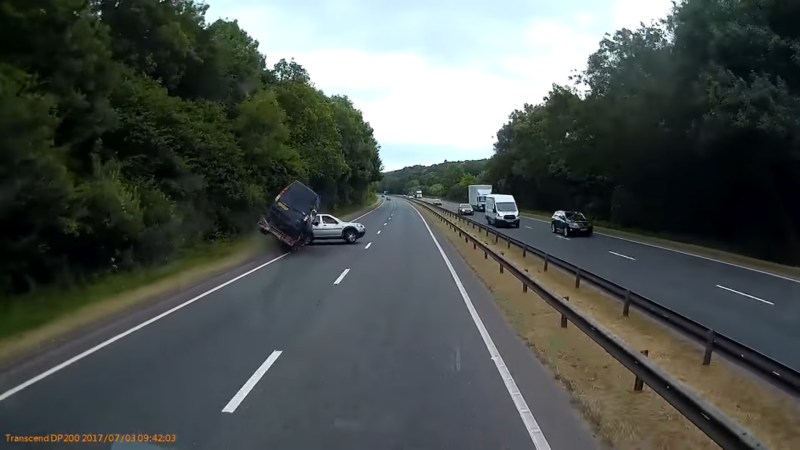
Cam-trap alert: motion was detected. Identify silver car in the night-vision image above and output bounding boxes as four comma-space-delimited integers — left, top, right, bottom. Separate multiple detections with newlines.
311, 214, 366, 244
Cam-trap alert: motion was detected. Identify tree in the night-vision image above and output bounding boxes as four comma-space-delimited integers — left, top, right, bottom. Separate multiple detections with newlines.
0, 3, 383, 299
377, 160, 489, 200
482, 0, 800, 263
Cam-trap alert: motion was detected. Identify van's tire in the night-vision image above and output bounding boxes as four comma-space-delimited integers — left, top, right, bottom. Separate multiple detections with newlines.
551, 222, 556, 233
343, 228, 358, 244
563, 226, 569, 237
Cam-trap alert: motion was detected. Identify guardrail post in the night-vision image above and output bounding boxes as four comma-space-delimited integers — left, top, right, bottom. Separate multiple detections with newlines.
473, 242, 476, 250
633, 350, 650, 391
543, 253, 549, 271
465, 235, 468, 243
522, 245, 527, 258
623, 290, 631, 317
703, 330, 716, 365
499, 262, 504, 274
507, 239, 511, 249
522, 282, 527, 293
484, 250, 487, 260
560, 296, 569, 328
486, 227, 489, 236
575, 269, 582, 288
494, 234, 499, 244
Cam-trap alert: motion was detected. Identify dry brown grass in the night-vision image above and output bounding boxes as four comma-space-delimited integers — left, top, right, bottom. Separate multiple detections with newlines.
418, 205, 800, 450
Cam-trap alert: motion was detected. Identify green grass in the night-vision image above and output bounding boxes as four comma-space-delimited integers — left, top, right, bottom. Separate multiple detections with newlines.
0, 197, 382, 362
0, 236, 262, 342
331, 194, 380, 220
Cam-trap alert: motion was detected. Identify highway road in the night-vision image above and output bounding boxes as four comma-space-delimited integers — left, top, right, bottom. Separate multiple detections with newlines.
0, 198, 599, 450
434, 198, 800, 371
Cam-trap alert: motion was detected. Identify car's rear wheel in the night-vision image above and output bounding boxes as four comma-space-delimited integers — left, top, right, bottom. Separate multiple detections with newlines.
343, 228, 358, 243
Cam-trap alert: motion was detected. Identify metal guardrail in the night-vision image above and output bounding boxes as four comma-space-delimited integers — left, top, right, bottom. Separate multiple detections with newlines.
413, 199, 800, 397
410, 198, 766, 449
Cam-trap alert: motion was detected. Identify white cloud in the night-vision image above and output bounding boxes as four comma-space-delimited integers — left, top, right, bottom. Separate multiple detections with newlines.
208, 0, 675, 171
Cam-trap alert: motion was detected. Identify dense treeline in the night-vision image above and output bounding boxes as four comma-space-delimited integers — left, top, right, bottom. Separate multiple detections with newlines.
0, 0, 382, 296
488, 0, 799, 263
377, 160, 488, 201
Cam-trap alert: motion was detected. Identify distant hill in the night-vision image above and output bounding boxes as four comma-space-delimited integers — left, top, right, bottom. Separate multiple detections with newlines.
377, 159, 489, 201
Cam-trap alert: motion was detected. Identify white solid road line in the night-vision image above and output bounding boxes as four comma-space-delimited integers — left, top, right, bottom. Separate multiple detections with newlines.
377, 230, 382, 235
555, 235, 571, 241
609, 251, 636, 261
222, 350, 282, 413
525, 226, 533, 229
333, 268, 350, 285
0, 253, 290, 403
0, 199, 391, 404
364, 242, 372, 250
716, 285, 774, 305
517, 215, 800, 284
411, 207, 551, 450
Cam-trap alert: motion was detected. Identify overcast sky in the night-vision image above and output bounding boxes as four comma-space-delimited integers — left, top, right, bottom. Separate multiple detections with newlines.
207, 0, 673, 171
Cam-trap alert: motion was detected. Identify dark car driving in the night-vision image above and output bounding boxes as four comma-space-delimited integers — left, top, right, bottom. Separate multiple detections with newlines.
551, 210, 593, 237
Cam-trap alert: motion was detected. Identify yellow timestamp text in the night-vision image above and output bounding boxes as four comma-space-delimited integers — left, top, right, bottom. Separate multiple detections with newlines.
5, 433, 177, 444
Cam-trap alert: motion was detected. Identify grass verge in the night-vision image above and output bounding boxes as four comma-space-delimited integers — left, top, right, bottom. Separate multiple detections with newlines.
0, 197, 383, 367
519, 208, 800, 281
419, 204, 800, 450
0, 234, 275, 366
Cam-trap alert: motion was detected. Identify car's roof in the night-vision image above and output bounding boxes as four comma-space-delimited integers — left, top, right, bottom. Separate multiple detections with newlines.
488, 194, 516, 201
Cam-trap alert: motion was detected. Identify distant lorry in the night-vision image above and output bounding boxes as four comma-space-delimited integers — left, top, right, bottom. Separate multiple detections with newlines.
258, 180, 320, 251
415, 190, 423, 198
468, 184, 493, 212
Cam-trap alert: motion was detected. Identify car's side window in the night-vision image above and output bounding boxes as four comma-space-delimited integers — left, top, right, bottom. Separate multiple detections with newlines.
323, 216, 338, 225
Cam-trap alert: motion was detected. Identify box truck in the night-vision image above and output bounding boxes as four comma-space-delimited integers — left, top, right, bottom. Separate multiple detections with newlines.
468, 185, 492, 211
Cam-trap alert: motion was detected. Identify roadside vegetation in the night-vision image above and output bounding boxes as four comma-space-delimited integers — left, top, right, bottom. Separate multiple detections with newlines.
379, 0, 800, 265
0, 197, 379, 366
0, 0, 382, 308
419, 204, 800, 450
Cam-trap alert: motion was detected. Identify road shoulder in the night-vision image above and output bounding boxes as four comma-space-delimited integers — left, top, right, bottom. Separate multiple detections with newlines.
0, 198, 383, 376
413, 201, 604, 449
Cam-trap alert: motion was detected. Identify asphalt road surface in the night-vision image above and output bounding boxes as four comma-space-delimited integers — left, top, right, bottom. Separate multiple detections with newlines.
0, 198, 600, 450
434, 198, 800, 371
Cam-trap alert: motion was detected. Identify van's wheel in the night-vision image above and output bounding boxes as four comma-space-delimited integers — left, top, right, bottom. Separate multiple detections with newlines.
563, 226, 569, 237
343, 229, 358, 244
550, 222, 556, 233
